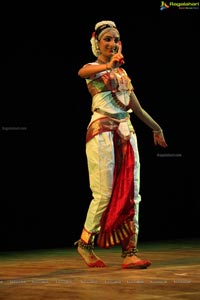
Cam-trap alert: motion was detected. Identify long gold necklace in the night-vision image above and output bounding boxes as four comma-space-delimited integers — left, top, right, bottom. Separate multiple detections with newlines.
96, 59, 132, 111
110, 69, 131, 111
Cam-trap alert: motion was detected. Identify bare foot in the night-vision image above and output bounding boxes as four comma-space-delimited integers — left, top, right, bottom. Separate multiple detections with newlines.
122, 255, 151, 269
77, 245, 106, 267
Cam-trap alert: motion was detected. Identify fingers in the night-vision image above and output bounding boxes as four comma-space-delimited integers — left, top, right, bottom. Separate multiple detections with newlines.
117, 41, 122, 54
117, 41, 124, 64
154, 135, 168, 147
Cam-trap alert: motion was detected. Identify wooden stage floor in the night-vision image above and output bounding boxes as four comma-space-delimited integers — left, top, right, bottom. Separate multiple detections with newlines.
0, 238, 199, 300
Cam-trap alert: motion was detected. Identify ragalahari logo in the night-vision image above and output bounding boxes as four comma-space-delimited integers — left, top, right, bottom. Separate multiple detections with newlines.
160, 1, 170, 10
160, 1, 199, 10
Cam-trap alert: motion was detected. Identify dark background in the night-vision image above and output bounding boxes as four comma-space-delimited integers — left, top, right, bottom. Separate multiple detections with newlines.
0, 4, 199, 250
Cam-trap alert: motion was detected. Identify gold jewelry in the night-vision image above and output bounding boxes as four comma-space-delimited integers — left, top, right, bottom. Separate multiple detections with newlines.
153, 129, 163, 134
106, 63, 111, 70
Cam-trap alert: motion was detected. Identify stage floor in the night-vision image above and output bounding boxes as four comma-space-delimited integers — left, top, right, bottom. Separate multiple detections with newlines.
0, 238, 199, 300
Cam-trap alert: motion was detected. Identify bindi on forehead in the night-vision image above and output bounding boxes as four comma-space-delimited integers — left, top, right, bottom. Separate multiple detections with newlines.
102, 32, 120, 40
101, 34, 120, 43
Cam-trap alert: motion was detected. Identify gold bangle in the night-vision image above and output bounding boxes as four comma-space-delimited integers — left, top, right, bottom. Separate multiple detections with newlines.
153, 129, 163, 134
106, 63, 111, 70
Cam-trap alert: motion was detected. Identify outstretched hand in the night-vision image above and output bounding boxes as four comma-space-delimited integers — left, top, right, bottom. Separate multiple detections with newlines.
153, 131, 168, 148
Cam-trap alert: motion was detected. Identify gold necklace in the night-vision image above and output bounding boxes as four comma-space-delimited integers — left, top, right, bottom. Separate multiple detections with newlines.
110, 69, 132, 111
97, 58, 132, 110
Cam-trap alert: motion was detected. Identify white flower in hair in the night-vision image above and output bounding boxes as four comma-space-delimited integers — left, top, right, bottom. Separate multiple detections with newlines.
95, 20, 116, 30
90, 32, 99, 57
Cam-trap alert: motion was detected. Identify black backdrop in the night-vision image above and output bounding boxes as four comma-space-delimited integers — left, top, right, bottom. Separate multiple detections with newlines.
0, 4, 199, 250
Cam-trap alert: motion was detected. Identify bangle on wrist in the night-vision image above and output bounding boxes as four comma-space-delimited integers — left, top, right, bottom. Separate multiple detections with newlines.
106, 63, 111, 70
153, 129, 163, 134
